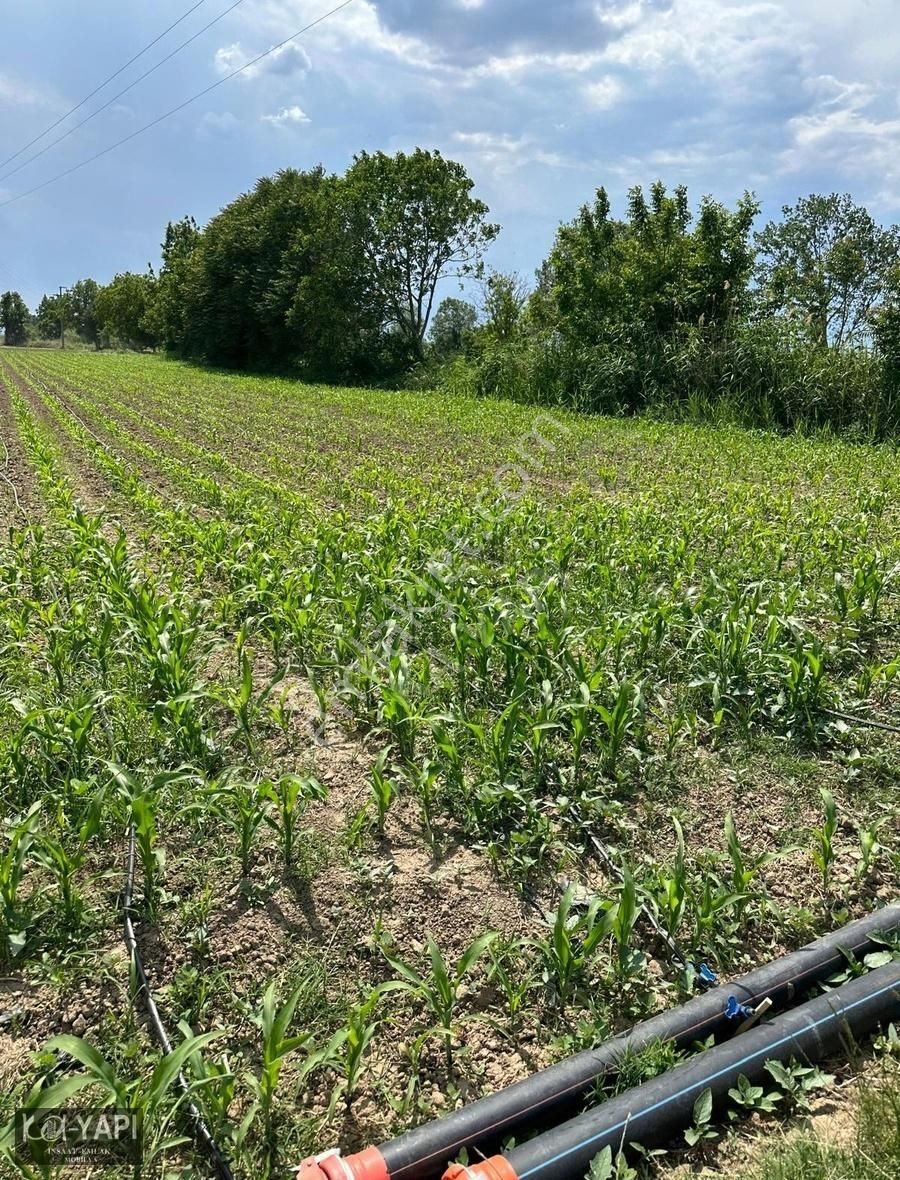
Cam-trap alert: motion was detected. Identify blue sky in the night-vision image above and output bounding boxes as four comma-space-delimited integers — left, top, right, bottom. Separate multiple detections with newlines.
2, 0, 900, 310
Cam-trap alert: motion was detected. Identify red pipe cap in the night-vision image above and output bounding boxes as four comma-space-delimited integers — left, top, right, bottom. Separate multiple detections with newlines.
443, 1157, 519, 1180
294, 1147, 389, 1180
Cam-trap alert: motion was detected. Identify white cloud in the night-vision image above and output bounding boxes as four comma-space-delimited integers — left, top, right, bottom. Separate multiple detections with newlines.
781, 76, 900, 201
235, 1, 442, 72
600, 0, 805, 94
583, 75, 624, 109
262, 104, 310, 125
0, 71, 53, 108
453, 130, 574, 173
198, 110, 240, 136
472, 50, 606, 80
215, 39, 311, 78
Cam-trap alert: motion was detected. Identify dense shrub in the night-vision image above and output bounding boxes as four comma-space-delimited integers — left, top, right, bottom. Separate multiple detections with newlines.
432, 320, 899, 440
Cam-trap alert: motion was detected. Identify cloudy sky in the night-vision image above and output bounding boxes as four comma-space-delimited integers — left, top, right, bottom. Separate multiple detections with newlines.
1, 0, 899, 309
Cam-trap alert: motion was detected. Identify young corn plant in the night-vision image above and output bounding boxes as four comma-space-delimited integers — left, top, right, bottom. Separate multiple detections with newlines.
686, 872, 745, 961
211, 777, 270, 879
246, 981, 314, 1170
595, 681, 643, 779
611, 869, 644, 981
647, 818, 689, 944
857, 821, 885, 880
330, 987, 383, 1110
35, 801, 101, 931
0, 802, 42, 959
368, 748, 397, 837
263, 774, 326, 870
219, 650, 285, 758
381, 932, 497, 1070
29, 1029, 224, 1172
486, 937, 538, 1021
810, 788, 839, 893
779, 643, 828, 738
724, 812, 795, 920
112, 766, 187, 917
532, 885, 618, 1010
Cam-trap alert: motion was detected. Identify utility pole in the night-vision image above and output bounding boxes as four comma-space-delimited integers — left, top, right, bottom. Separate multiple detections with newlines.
59, 285, 70, 349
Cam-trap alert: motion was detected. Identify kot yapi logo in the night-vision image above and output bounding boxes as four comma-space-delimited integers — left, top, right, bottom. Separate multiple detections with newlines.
15, 1108, 142, 1167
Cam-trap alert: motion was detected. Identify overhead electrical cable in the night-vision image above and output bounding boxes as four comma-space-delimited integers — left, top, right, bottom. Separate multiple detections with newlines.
0, 0, 250, 184
0, 0, 356, 211
0, 0, 209, 173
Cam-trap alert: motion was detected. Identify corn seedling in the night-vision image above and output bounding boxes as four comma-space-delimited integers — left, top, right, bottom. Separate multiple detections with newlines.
611, 869, 644, 980
263, 773, 326, 869
857, 820, 885, 880
532, 885, 618, 1009
218, 650, 285, 758
810, 788, 839, 893
246, 980, 314, 1168
331, 987, 383, 1109
36, 1029, 224, 1168
486, 937, 538, 1021
381, 932, 497, 1069
210, 777, 270, 879
0, 802, 41, 958
368, 747, 397, 836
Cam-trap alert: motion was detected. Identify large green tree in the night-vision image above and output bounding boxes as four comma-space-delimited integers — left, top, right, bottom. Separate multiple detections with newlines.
68, 278, 102, 347
146, 215, 201, 354
342, 149, 498, 361
545, 182, 759, 348
0, 291, 29, 345
95, 271, 157, 349
428, 297, 478, 357
482, 271, 528, 343
180, 169, 332, 369
35, 293, 65, 340
755, 193, 900, 347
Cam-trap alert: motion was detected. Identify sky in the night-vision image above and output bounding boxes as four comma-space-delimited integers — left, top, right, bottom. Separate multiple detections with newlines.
2, 0, 900, 310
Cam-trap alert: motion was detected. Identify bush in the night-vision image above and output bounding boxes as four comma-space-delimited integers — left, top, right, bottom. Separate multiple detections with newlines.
432, 320, 899, 441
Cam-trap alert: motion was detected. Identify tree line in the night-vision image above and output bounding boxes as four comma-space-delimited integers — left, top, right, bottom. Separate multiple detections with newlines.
3, 149, 900, 436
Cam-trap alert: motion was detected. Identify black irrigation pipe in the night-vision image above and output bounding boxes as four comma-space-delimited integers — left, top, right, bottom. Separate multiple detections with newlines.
123, 825, 236, 1180
292, 904, 900, 1180
460, 957, 900, 1180
823, 707, 900, 736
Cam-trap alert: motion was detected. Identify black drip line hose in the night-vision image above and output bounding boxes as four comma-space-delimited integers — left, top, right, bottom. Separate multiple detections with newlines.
123, 825, 236, 1180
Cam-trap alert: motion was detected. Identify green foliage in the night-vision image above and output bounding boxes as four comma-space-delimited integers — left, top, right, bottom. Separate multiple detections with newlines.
764, 1058, 834, 1112
4, 341, 900, 1173
158, 151, 496, 380
809, 788, 839, 893
342, 148, 498, 361
246, 980, 313, 1168
263, 773, 327, 868
481, 271, 528, 343
532, 885, 618, 1008
755, 193, 900, 348
94, 271, 158, 349
429, 297, 479, 358
0, 291, 30, 346
684, 1086, 718, 1146
381, 932, 497, 1068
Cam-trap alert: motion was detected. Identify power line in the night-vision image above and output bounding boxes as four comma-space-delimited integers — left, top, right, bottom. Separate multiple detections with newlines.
0, 1, 209, 174
0, 0, 249, 185
0, 0, 356, 212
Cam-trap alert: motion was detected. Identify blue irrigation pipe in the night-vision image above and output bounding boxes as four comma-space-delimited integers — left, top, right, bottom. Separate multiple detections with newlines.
293, 905, 900, 1180
458, 958, 900, 1180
